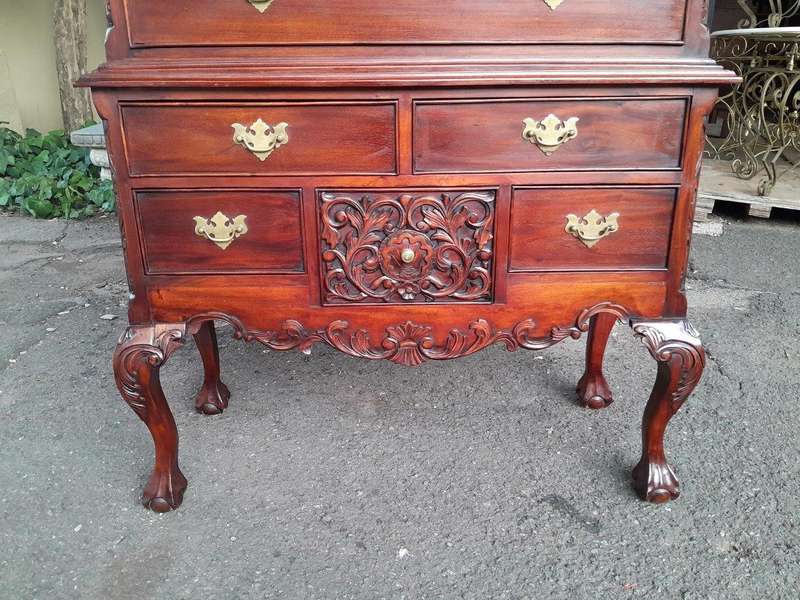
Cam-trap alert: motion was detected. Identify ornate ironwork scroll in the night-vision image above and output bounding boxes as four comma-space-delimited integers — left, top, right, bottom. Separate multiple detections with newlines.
707, 0, 800, 197
706, 30, 800, 195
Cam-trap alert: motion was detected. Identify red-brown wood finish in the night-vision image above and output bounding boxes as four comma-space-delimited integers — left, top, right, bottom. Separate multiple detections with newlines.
319, 189, 496, 304
121, 102, 398, 176
192, 320, 230, 415
136, 189, 304, 274
509, 187, 676, 271
86, 0, 738, 511
123, 0, 688, 47
413, 98, 687, 173
576, 312, 618, 409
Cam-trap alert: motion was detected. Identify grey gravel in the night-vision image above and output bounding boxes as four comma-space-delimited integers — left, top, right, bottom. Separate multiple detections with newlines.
0, 212, 798, 600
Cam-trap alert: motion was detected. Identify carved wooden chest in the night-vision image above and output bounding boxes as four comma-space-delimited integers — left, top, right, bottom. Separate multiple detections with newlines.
81, 0, 737, 512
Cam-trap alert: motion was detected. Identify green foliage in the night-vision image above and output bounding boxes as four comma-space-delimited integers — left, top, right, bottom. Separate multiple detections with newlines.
0, 126, 116, 219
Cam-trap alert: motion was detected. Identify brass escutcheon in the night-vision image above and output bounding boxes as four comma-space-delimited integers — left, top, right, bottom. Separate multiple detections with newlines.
565, 209, 620, 248
543, 0, 566, 8
232, 119, 289, 161
522, 114, 579, 156
247, 0, 275, 12
194, 211, 249, 250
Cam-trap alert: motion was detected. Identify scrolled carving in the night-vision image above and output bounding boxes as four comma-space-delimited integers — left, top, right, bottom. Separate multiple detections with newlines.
320, 191, 495, 304
632, 320, 706, 410
185, 302, 631, 368
113, 325, 186, 419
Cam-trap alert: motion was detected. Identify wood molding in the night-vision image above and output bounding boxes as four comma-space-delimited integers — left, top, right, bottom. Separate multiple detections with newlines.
185, 301, 631, 367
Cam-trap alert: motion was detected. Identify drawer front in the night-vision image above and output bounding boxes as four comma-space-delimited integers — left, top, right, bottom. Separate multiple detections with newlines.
137, 190, 304, 274
122, 102, 397, 176
413, 98, 687, 173
319, 189, 496, 305
509, 187, 675, 271
124, 1, 687, 47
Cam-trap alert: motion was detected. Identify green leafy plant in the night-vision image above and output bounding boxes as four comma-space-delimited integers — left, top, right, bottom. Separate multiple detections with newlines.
0, 126, 115, 219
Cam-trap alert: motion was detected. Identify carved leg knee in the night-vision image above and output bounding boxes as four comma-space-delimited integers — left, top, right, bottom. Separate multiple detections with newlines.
576, 312, 616, 409
192, 320, 231, 415
630, 319, 705, 503
113, 324, 188, 512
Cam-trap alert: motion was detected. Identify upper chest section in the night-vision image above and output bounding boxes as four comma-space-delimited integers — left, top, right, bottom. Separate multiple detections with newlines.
107, 0, 710, 62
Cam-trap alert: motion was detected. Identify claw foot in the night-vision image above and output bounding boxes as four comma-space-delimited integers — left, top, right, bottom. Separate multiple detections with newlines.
632, 459, 680, 503
142, 467, 188, 512
194, 381, 231, 415
576, 372, 613, 409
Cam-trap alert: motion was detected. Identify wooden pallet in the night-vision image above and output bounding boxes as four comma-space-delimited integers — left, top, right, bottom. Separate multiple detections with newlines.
696, 158, 800, 221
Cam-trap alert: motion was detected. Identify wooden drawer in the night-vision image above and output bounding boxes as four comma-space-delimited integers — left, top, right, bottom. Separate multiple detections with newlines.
413, 97, 687, 173
123, 0, 688, 47
509, 187, 675, 271
319, 189, 496, 305
121, 102, 397, 176
136, 190, 304, 274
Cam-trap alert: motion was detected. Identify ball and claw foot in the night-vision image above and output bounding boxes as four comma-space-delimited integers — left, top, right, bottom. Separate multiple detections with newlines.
194, 380, 231, 415
576, 372, 613, 409
632, 458, 680, 504
142, 467, 188, 513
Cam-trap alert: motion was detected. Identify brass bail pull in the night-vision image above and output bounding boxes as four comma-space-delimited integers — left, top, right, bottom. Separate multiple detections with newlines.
194, 211, 249, 250
565, 209, 620, 248
522, 114, 579, 156
232, 119, 289, 161
247, 0, 275, 13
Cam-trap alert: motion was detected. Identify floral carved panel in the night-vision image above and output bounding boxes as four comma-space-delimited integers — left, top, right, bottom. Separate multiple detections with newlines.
320, 191, 495, 304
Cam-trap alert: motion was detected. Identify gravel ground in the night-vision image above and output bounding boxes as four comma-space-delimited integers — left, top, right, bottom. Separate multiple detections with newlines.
0, 209, 798, 599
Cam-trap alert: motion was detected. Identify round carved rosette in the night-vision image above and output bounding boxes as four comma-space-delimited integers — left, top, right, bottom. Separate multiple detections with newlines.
379, 231, 434, 300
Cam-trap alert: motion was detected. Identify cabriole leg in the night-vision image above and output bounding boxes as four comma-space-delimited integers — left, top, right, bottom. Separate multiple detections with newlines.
193, 320, 231, 415
113, 324, 188, 512
576, 312, 617, 409
630, 319, 706, 503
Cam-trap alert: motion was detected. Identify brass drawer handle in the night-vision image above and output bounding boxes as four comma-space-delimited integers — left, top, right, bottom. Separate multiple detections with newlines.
247, 0, 275, 12
232, 119, 289, 161
565, 209, 619, 248
522, 114, 579, 155
194, 211, 249, 250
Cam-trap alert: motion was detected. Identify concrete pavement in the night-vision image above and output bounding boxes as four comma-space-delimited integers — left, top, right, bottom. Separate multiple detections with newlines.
0, 212, 798, 599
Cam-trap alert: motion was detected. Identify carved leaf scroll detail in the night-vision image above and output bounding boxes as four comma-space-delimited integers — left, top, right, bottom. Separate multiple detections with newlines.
113, 325, 186, 419
632, 320, 706, 411
320, 191, 495, 304
192, 302, 630, 368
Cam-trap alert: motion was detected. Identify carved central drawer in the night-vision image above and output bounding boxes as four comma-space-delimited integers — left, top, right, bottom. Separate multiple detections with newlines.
319, 190, 496, 304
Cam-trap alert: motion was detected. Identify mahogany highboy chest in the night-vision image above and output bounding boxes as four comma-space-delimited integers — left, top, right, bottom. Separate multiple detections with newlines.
81, 0, 737, 512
